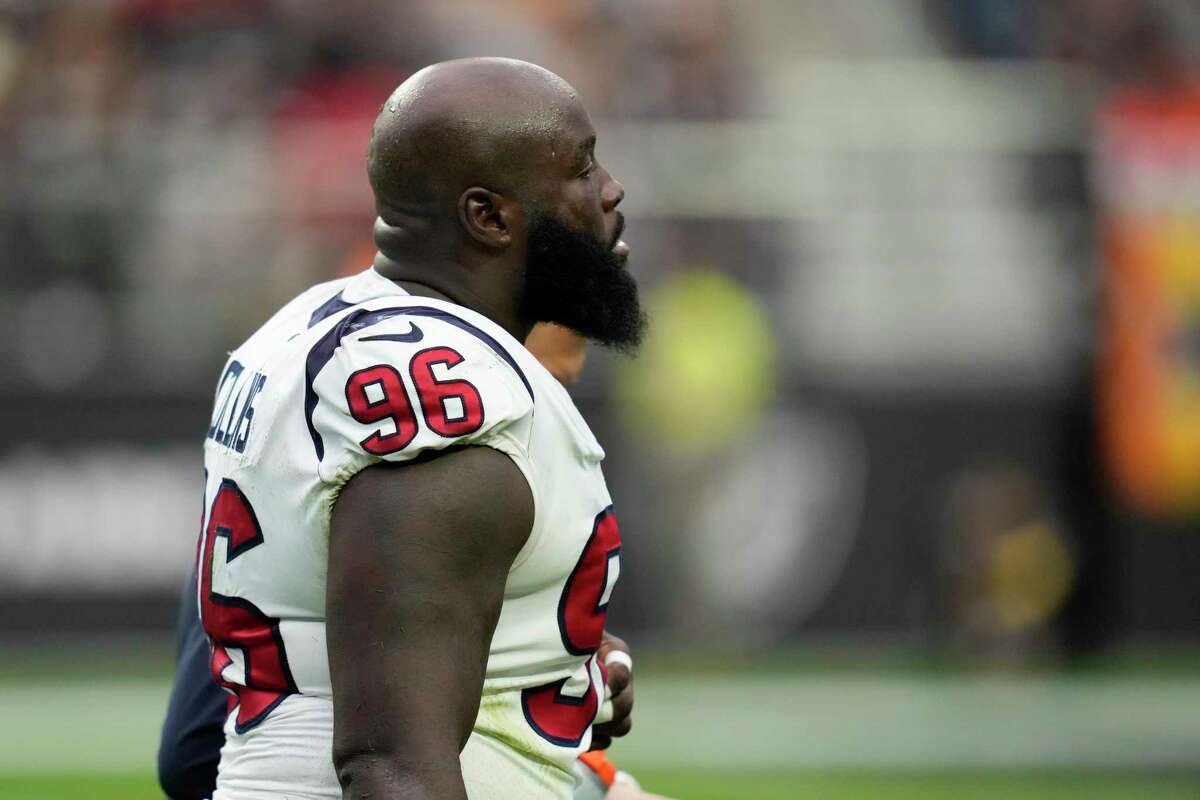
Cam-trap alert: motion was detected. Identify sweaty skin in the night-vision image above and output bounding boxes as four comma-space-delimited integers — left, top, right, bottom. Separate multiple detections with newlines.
328, 58, 630, 800
364, 57, 627, 341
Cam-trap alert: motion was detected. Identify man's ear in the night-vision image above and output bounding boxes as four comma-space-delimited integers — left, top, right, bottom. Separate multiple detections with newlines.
459, 187, 521, 249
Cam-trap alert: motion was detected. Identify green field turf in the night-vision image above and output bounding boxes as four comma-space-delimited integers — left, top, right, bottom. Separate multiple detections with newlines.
1, 769, 1197, 800
3, 640, 1199, 799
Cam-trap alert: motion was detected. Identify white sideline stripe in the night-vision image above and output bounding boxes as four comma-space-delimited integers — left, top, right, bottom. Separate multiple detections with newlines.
610, 675, 1200, 770
1, 676, 1199, 773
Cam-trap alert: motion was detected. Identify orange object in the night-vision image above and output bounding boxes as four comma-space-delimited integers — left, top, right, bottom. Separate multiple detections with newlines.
578, 750, 619, 788
1097, 82, 1200, 515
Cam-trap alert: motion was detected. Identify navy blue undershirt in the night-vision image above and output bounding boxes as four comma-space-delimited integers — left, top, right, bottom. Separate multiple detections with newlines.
157, 569, 226, 800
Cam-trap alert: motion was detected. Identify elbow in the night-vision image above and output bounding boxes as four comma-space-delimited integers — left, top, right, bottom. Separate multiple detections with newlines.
332, 743, 382, 789
334, 748, 466, 798
332, 749, 402, 791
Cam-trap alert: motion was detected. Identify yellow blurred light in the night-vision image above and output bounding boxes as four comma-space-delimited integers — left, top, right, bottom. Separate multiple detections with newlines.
986, 520, 1075, 632
1158, 217, 1200, 511
1159, 215, 1200, 300
616, 269, 775, 458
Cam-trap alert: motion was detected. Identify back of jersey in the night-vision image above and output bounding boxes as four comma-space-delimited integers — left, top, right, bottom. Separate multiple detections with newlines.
198, 267, 618, 800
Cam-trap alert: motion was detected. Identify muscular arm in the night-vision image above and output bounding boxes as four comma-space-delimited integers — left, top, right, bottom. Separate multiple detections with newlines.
327, 446, 533, 800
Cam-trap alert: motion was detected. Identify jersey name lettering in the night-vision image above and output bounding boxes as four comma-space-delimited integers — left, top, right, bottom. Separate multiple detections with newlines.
208, 360, 268, 454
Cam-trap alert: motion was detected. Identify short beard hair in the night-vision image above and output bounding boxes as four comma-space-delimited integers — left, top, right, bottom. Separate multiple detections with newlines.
520, 213, 646, 353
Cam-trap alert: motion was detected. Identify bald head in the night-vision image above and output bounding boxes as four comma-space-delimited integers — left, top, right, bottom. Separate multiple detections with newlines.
368, 58, 583, 216
366, 59, 634, 347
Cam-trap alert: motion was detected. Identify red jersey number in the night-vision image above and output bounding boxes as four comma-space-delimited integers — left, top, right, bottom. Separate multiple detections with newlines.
198, 479, 297, 732
347, 347, 484, 453
345, 365, 419, 455
522, 507, 621, 747
409, 346, 485, 438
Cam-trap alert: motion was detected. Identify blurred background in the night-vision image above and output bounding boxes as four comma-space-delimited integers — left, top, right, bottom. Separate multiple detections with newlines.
2, 0, 1200, 798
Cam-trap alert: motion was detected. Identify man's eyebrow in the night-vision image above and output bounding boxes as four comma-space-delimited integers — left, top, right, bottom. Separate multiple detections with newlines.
575, 135, 596, 162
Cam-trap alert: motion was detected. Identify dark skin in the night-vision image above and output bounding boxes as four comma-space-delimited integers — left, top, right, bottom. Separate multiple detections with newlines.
328, 447, 532, 799
365, 57, 626, 339
328, 58, 630, 800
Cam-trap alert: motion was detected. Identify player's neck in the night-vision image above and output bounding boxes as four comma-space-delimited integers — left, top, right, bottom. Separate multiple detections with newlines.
373, 252, 533, 343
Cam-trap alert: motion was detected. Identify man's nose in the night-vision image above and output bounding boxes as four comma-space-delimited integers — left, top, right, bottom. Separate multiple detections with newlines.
602, 173, 625, 212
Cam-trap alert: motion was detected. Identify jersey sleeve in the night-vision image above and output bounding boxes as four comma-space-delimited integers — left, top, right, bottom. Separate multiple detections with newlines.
307, 312, 535, 486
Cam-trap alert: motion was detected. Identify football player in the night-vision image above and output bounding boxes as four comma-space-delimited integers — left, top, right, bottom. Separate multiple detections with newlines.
158, 325, 660, 800
166, 58, 652, 799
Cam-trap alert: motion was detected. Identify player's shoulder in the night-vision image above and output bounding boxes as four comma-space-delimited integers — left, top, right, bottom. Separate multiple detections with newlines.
302, 271, 539, 478
309, 274, 536, 404
267, 275, 359, 339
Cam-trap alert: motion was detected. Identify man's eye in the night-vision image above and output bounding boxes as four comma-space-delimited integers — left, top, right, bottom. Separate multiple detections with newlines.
579, 163, 595, 178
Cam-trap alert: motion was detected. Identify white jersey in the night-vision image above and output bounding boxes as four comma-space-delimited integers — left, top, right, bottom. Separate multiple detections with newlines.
198, 267, 622, 799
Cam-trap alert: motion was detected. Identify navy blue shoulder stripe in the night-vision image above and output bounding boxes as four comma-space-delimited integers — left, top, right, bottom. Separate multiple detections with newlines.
304, 305, 533, 461
307, 290, 354, 329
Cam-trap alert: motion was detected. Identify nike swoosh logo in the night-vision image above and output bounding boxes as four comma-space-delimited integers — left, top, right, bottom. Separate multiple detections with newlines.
359, 323, 424, 344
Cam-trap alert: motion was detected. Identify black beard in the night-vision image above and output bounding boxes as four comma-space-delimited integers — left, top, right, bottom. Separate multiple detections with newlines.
520, 213, 646, 353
